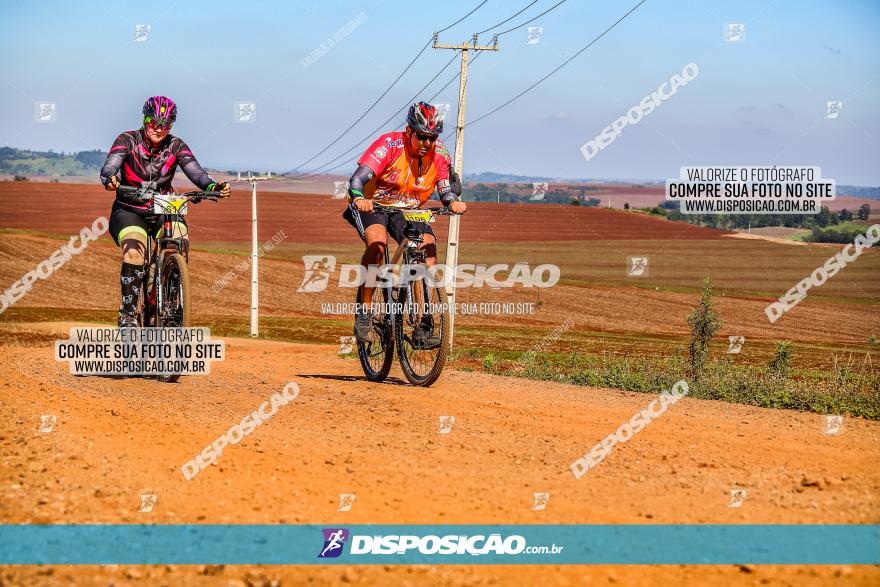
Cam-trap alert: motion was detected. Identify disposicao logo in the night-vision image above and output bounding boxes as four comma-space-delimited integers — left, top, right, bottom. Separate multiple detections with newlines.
318, 528, 349, 558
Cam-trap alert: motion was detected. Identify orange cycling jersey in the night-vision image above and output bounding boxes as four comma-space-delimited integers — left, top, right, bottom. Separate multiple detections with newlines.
356, 131, 452, 208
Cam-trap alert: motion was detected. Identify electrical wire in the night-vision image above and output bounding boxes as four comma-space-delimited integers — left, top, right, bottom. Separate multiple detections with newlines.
283, 49, 463, 182
276, 1, 490, 178
285, 49, 486, 183
496, 0, 568, 36
467, 0, 648, 128
438, 0, 489, 33
475, 1, 539, 35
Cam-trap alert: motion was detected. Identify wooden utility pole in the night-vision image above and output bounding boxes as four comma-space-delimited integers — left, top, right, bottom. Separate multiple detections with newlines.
433, 33, 498, 344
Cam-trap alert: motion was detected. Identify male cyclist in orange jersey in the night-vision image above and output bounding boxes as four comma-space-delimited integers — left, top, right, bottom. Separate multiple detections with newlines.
343, 102, 466, 345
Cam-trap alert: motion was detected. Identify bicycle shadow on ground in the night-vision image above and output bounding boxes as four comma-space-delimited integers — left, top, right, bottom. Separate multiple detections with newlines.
73, 374, 182, 383
297, 373, 411, 386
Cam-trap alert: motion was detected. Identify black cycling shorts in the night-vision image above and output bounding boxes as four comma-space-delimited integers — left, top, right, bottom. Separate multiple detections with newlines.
343, 204, 435, 244
109, 201, 188, 246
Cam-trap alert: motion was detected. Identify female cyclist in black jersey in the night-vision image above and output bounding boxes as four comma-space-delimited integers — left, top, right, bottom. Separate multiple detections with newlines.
99, 96, 230, 327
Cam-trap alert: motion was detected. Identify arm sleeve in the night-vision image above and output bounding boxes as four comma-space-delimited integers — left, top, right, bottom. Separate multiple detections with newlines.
176, 140, 217, 190
99, 133, 129, 186
433, 142, 458, 205
347, 165, 374, 202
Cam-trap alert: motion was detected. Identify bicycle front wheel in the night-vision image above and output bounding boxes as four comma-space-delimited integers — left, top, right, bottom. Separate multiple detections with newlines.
156, 251, 190, 383
356, 285, 394, 382
395, 275, 449, 387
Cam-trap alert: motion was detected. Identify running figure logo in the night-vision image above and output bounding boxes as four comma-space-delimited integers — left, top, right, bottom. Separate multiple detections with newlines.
727, 336, 745, 354
35, 103, 57, 123
39, 415, 57, 433
134, 24, 151, 42
438, 416, 455, 434
433, 102, 450, 124
525, 26, 544, 45
235, 102, 256, 123
531, 182, 549, 200
824, 101, 843, 120
724, 23, 745, 42
338, 336, 355, 355
337, 494, 356, 512
627, 257, 649, 277
823, 415, 844, 435
138, 494, 157, 512
531, 492, 550, 511
318, 528, 350, 558
728, 489, 747, 508
297, 255, 336, 292
333, 181, 350, 199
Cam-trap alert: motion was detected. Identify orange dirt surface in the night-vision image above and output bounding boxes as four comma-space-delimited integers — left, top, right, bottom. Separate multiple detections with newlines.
1, 322, 879, 586
0, 182, 731, 243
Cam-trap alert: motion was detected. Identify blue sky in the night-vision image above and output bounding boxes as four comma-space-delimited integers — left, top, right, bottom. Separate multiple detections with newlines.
1, 0, 878, 184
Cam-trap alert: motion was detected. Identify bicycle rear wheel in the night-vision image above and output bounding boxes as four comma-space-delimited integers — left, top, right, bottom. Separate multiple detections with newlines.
395, 275, 449, 387
156, 251, 190, 383
356, 286, 394, 382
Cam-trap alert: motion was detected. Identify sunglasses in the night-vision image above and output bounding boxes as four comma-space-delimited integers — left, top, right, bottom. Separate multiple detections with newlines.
144, 117, 172, 131
414, 132, 438, 142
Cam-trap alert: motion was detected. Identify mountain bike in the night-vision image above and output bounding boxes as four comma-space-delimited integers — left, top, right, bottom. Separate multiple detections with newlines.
354, 204, 456, 387
116, 184, 221, 382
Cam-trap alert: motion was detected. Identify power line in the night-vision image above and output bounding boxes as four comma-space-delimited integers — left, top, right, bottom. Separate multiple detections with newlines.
438, 0, 489, 33
281, 50, 486, 183
281, 0, 570, 184
276, 0, 489, 179
284, 49, 463, 182
467, 0, 648, 128
276, 38, 431, 178
497, 0, 568, 36
476, 0, 539, 35
274, 1, 643, 184
286, 39, 485, 182
291, 56, 477, 181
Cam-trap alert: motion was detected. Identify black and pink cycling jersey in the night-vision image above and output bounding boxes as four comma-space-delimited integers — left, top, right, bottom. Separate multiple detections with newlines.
100, 129, 217, 211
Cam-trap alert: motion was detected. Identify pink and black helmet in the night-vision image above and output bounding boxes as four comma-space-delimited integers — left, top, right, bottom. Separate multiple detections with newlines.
406, 102, 443, 136
142, 96, 177, 128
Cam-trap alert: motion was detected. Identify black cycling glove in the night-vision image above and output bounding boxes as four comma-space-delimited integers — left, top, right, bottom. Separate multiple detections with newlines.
450, 170, 462, 196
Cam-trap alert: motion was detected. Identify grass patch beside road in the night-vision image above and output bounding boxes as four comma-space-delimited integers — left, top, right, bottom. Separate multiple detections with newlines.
465, 347, 880, 420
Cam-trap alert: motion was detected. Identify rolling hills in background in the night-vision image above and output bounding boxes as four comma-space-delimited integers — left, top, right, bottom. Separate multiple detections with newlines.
0, 147, 106, 176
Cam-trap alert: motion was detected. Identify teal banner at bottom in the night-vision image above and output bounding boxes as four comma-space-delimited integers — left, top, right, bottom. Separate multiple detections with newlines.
1, 525, 877, 565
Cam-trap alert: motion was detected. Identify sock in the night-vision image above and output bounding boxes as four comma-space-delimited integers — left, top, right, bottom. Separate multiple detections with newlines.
119, 262, 144, 315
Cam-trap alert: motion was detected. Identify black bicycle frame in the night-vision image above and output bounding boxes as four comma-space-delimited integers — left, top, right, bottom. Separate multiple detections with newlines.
359, 206, 450, 319
153, 211, 186, 324
116, 185, 218, 326
377, 216, 434, 330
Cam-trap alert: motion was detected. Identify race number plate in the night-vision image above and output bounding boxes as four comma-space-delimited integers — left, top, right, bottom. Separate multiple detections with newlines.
401, 209, 432, 222
153, 195, 188, 215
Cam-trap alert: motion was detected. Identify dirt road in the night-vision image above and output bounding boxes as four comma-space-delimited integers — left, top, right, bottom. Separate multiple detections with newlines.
1, 322, 878, 585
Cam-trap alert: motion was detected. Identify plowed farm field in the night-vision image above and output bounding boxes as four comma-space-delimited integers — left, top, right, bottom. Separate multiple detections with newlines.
0, 181, 731, 244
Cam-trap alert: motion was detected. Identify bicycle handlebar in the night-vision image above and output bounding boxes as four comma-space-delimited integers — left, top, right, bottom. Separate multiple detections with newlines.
116, 185, 222, 206
369, 204, 458, 216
